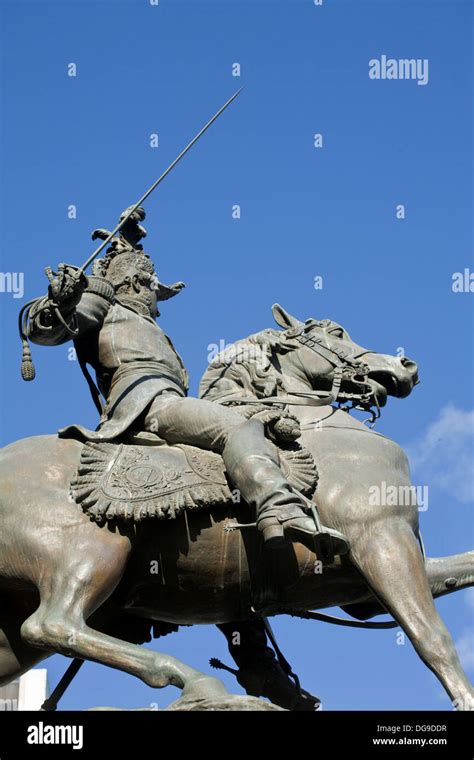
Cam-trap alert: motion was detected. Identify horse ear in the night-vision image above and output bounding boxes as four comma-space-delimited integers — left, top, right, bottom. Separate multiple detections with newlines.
272, 304, 303, 330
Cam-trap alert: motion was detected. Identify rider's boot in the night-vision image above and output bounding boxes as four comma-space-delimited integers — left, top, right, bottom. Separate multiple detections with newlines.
223, 419, 349, 559
216, 620, 320, 711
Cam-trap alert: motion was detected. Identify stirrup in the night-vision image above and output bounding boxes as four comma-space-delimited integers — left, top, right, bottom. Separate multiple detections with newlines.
224, 504, 350, 563
306, 502, 350, 562
259, 501, 350, 561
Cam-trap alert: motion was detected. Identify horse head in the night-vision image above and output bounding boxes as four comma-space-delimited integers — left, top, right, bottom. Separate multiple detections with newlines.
271, 304, 419, 410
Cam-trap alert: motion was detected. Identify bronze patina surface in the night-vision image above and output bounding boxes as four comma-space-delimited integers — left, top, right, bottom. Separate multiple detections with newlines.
3, 134, 473, 711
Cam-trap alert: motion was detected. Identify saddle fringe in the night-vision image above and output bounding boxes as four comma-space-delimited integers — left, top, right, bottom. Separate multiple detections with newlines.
70, 440, 317, 526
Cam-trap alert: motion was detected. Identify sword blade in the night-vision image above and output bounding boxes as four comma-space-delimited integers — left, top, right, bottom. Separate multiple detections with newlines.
80, 87, 243, 273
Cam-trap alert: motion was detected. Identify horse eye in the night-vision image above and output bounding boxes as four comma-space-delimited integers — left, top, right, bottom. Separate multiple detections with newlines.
329, 328, 344, 338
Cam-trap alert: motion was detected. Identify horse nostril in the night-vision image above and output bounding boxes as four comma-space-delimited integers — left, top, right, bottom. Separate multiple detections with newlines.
400, 357, 419, 384
401, 357, 416, 372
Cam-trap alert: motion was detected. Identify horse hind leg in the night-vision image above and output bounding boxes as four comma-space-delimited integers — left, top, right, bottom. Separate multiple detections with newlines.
19, 538, 227, 703
349, 517, 474, 710
0, 614, 49, 690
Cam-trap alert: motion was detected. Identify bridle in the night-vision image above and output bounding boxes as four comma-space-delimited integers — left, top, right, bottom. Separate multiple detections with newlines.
288, 324, 381, 424
219, 322, 382, 425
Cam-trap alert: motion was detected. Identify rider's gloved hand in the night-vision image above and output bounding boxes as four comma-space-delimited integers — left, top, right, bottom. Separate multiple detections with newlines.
45, 264, 88, 308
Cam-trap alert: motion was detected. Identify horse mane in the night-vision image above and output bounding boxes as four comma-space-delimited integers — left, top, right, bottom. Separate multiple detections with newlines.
199, 329, 289, 402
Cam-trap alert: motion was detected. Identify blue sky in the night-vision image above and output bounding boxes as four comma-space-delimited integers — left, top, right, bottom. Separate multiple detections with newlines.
0, 0, 472, 710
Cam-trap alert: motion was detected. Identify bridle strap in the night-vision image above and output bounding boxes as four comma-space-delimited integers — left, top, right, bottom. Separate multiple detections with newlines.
219, 366, 345, 409
219, 391, 336, 408
219, 326, 380, 423
291, 329, 371, 372
290, 329, 375, 407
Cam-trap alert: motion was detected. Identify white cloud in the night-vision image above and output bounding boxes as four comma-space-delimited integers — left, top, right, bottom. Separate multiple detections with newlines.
405, 404, 474, 504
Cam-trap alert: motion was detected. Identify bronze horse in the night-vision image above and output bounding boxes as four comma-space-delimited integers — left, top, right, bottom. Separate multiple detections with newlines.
0, 305, 472, 709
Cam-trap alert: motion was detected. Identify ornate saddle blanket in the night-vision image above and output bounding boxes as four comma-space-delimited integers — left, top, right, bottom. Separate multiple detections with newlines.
71, 440, 318, 525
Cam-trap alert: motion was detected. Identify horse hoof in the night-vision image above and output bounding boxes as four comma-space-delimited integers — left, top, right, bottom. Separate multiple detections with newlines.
181, 675, 229, 701
167, 694, 284, 711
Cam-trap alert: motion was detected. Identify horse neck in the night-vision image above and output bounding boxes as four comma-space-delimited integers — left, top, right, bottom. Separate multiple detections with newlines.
199, 339, 323, 403
270, 347, 321, 396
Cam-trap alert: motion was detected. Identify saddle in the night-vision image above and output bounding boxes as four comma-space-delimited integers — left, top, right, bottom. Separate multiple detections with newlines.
70, 436, 318, 525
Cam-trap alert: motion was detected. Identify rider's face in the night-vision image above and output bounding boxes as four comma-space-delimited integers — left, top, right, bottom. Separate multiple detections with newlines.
130, 272, 158, 317
148, 286, 158, 317
148, 274, 159, 316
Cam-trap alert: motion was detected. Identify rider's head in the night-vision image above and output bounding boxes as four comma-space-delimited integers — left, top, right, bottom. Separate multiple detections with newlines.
93, 247, 159, 317
91, 206, 159, 317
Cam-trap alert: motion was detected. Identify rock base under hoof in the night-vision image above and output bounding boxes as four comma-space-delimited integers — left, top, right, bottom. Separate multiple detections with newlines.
89, 695, 284, 711
166, 694, 284, 711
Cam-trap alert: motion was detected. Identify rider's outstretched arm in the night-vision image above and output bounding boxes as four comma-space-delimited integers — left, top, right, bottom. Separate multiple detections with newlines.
27, 271, 114, 347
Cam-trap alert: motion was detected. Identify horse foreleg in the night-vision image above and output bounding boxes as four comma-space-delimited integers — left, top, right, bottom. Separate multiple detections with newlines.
20, 539, 227, 702
349, 518, 473, 710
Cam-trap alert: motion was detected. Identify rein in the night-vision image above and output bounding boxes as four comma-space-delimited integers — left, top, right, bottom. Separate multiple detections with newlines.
291, 327, 377, 410
279, 608, 398, 629
219, 325, 381, 424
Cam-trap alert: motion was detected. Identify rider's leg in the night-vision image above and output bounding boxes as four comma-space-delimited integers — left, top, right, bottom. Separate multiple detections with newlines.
144, 396, 348, 556
217, 621, 320, 711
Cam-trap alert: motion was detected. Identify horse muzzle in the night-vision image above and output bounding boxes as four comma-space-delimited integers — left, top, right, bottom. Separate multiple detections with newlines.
365, 355, 419, 400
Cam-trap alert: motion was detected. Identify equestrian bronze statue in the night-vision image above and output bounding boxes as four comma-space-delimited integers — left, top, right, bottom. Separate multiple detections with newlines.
3, 93, 473, 709
1, 205, 472, 711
